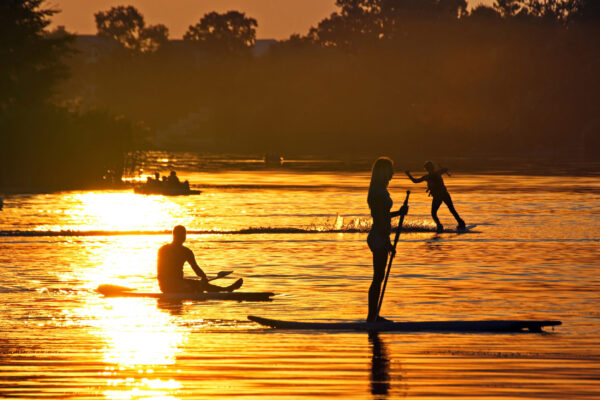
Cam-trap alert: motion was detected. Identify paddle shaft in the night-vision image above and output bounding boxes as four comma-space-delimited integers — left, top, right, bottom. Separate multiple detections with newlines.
191, 271, 233, 282
376, 190, 410, 318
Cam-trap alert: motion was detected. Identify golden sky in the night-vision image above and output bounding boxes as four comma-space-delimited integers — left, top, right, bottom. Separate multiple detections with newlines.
49, 0, 337, 40
49, 0, 492, 40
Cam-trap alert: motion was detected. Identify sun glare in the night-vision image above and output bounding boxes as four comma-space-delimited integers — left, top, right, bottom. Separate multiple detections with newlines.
91, 298, 186, 366
61, 192, 183, 232
76, 298, 187, 399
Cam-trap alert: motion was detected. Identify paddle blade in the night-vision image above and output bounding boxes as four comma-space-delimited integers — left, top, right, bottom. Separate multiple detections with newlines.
208, 270, 233, 281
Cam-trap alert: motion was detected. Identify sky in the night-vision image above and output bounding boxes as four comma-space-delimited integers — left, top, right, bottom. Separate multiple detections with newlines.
49, 0, 493, 40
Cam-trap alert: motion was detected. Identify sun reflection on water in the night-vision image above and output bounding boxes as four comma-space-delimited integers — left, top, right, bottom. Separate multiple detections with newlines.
52, 192, 186, 232
88, 298, 186, 366
74, 235, 160, 291
82, 297, 188, 399
67, 230, 190, 398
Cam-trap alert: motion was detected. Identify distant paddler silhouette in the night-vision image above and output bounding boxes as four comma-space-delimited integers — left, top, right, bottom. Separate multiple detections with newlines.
406, 161, 465, 233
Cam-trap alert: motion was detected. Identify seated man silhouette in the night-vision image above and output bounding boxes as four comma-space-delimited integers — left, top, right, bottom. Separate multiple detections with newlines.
158, 225, 243, 293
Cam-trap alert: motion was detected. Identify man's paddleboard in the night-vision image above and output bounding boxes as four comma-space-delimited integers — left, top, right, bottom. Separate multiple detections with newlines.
97, 284, 274, 301
248, 315, 561, 333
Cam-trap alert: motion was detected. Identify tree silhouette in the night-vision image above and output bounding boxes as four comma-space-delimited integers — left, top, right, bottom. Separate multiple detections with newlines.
526, 0, 577, 22
493, 0, 582, 22
94, 6, 168, 53
307, 0, 469, 47
183, 11, 257, 54
140, 23, 169, 52
0, 0, 71, 110
494, 0, 523, 17
469, 5, 502, 19
571, 0, 600, 22
1, 1, 134, 189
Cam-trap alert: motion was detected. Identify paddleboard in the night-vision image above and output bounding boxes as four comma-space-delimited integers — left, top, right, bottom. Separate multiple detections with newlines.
248, 315, 561, 333
97, 284, 274, 301
441, 224, 478, 233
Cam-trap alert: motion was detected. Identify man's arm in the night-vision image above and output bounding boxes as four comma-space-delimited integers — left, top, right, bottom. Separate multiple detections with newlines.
186, 249, 208, 280
405, 171, 426, 183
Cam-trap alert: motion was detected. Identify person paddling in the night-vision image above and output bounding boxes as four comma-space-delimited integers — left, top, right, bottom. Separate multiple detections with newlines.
405, 161, 465, 233
158, 225, 243, 293
367, 157, 408, 322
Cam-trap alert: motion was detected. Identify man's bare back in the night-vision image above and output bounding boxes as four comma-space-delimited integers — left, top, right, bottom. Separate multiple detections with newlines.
157, 225, 242, 293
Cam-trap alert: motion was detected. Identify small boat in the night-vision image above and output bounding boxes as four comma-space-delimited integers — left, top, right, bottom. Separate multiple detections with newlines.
133, 185, 201, 196
248, 315, 561, 333
134, 171, 200, 196
97, 284, 274, 301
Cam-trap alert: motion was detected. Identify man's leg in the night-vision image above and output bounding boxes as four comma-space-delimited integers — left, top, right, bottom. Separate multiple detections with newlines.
443, 193, 465, 228
431, 197, 443, 232
184, 278, 243, 293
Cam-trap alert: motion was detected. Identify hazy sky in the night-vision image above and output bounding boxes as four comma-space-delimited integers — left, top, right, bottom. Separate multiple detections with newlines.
49, 0, 493, 40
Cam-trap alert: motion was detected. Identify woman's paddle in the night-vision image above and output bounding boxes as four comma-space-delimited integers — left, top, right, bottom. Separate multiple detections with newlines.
376, 190, 410, 319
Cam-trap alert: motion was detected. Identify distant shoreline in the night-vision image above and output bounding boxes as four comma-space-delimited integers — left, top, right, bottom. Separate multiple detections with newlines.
2, 153, 599, 195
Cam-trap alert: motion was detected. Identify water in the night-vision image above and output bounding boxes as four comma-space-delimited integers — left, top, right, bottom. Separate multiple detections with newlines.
1, 166, 599, 398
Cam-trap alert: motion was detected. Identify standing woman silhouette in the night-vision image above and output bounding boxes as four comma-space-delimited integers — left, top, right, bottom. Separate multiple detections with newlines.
366, 157, 408, 322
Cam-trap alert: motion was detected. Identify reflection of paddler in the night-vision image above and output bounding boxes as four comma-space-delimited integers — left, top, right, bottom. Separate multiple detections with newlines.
406, 161, 465, 233
369, 332, 390, 397
157, 225, 242, 293
366, 157, 408, 322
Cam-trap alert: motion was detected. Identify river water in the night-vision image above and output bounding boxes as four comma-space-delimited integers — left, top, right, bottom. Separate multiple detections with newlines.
1, 160, 599, 398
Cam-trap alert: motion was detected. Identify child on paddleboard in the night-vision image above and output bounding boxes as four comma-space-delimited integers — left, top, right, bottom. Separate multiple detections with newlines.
405, 161, 465, 233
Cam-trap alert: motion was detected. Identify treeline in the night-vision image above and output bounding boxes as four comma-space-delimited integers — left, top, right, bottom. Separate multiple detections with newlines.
1, 0, 139, 190
58, 0, 600, 161
3, 0, 600, 190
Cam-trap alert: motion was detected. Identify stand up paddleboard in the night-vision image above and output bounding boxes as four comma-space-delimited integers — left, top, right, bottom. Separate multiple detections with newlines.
440, 224, 479, 234
97, 284, 274, 301
248, 315, 561, 333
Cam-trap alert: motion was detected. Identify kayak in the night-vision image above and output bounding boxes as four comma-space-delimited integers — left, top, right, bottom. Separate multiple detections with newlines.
97, 284, 274, 301
247, 315, 561, 333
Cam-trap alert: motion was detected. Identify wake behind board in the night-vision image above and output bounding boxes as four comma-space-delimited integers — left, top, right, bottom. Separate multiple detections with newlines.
248, 315, 561, 333
97, 284, 274, 301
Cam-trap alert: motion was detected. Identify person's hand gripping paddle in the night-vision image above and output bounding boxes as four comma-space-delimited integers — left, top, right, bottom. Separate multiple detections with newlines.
376, 190, 410, 319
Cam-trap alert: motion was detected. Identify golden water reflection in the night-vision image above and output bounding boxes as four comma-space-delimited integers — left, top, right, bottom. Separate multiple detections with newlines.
86, 296, 187, 399
71, 232, 190, 399
54, 192, 187, 232
73, 235, 160, 291
2, 172, 596, 398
